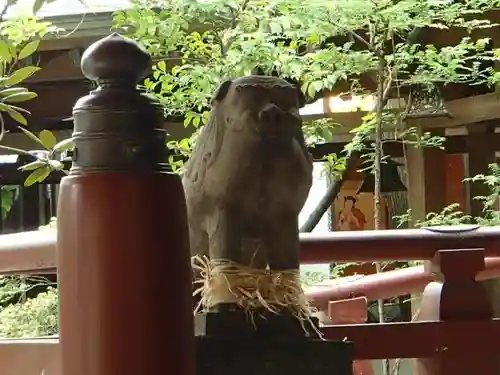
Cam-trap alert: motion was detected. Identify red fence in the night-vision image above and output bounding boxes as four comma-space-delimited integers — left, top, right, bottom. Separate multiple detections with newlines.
303, 226, 500, 375
2, 226, 500, 374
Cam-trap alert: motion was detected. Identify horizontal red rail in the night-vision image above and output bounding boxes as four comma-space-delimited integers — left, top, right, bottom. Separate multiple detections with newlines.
306, 257, 500, 308
300, 226, 500, 263
321, 319, 500, 359
306, 266, 429, 309
0, 230, 57, 275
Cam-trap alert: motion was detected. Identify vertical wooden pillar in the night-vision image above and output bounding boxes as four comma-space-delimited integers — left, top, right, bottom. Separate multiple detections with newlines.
466, 122, 495, 216
423, 129, 447, 214
406, 127, 447, 333
405, 141, 426, 223
405, 128, 447, 223
465, 121, 500, 338
57, 34, 194, 375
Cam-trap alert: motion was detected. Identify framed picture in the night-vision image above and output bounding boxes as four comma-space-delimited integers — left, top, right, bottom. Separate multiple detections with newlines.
332, 180, 387, 231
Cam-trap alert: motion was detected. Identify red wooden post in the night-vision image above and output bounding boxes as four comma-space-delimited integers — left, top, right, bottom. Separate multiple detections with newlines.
415, 248, 496, 375
57, 34, 194, 375
328, 298, 374, 375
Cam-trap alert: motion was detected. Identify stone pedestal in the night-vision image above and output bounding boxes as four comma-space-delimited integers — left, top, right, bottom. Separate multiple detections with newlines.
195, 308, 319, 338
196, 336, 353, 375
195, 308, 354, 375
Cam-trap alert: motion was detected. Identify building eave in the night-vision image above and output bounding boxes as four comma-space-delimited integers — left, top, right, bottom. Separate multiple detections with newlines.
42, 11, 115, 41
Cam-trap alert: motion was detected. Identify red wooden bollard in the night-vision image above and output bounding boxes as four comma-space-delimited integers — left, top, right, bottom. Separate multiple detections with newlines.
415, 248, 496, 375
328, 298, 374, 375
57, 33, 194, 375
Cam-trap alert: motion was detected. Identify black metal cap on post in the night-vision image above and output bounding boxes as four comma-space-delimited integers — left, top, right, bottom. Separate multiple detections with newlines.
71, 33, 168, 175
81, 32, 151, 83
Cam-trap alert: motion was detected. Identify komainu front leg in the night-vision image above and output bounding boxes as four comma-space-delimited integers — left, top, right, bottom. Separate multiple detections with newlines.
265, 211, 301, 271
200, 208, 244, 311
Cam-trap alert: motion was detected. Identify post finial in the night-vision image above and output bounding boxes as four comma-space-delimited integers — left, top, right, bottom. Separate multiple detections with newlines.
81, 32, 151, 84
71, 33, 166, 175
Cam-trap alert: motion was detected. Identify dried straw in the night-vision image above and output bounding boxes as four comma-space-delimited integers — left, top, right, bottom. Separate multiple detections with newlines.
192, 255, 323, 338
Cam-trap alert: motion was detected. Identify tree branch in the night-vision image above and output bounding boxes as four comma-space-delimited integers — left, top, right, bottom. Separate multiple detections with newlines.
299, 155, 357, 232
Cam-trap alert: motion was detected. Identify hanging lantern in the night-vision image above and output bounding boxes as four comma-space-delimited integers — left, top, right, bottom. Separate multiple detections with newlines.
357, 158, 407, 194
404, 83, 450, 119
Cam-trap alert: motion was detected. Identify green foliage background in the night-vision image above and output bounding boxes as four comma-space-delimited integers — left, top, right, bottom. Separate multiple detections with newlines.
3, 0, 500, 338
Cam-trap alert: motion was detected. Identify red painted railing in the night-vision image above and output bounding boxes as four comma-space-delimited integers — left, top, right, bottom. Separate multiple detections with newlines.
2, 226, 500, 374
302, 226, 500, 375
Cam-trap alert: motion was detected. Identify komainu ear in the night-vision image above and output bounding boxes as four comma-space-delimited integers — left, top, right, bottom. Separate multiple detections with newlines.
294, 84, 306, 108
211, 80, 232, 105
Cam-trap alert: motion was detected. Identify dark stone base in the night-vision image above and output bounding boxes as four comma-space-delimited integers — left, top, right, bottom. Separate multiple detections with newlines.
196, 336, 354, 375
194, 307, 354, 375
194, 305, 321, 338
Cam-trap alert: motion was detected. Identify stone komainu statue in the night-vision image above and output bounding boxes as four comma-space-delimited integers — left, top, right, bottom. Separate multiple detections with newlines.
182, 76, 313, 274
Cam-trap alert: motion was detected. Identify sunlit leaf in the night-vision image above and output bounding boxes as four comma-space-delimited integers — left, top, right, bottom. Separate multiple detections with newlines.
4, 67, 41, 87
19, 160, 46, 171
39, 129, 57, 149
7, 109, 27, 126
3, 92, 37, 103
48, 160, 64, 170
0, 87, 28, 97
24, 166, 50, 186
0, 42, 13, 64
18, 40, 41, 60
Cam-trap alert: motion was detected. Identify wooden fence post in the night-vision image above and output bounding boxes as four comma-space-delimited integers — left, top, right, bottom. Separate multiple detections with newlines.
328, 297, 374, 375
415, 248, 495, 375
57, 33, 194, 375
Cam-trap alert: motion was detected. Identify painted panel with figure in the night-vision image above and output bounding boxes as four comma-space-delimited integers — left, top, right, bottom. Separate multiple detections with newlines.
333, 180, 387, 231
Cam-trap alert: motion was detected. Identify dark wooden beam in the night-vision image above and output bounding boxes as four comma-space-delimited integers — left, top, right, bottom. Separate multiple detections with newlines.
309, 133, 500, 161
303, 93, 500, 133
424, 129, 447, 213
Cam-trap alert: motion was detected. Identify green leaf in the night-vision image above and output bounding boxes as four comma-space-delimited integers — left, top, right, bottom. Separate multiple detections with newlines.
184, 111, 193, 126
48, 160, 64, 170
18, 40, 40, 60
52, 137, 74, 153
33, 0, 45, 14
3, 92, 37, 103
4, 66, 41, 87
39, 129, 57, 149
0, 87, 28, 97
19, 160, 46, 171
307, 82, 316, 98
193, 115, 201, 127
6, 104, 30, 114
158, 60, 166, 72
24, 166, 50, 187
7, 109, 27, 125
1, 186, 15, 219
0, 42, 13, 64
18, 126, 44, 147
